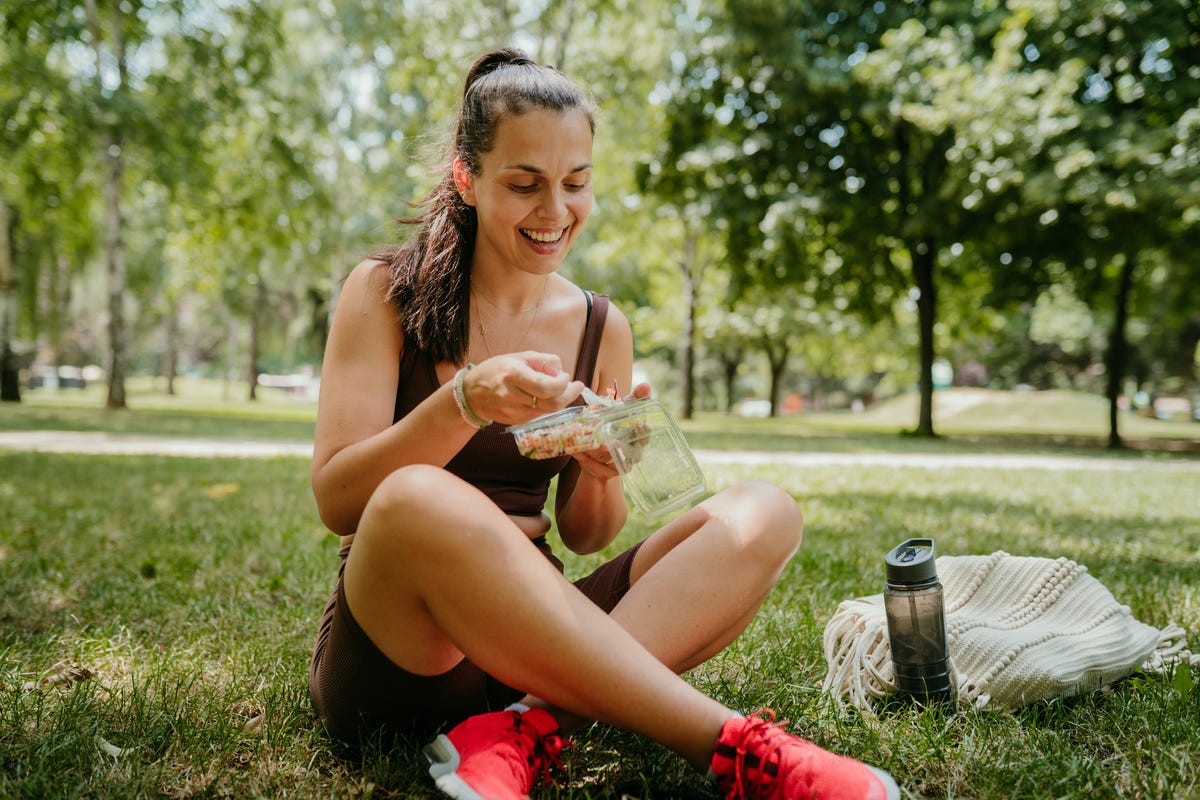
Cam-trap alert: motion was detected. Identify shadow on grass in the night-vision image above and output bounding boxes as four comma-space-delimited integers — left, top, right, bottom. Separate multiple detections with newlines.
2, 451, 1197, 799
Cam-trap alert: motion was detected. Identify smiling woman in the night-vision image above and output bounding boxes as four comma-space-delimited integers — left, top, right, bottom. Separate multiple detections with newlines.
305, 48, 898, 800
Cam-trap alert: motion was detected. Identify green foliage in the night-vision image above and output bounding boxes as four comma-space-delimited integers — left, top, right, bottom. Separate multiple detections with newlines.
2, 0, 1196, 443
643, 0, 1198, 439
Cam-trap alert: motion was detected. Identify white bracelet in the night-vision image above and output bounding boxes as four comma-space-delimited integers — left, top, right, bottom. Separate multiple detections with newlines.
452, 363, 492, 429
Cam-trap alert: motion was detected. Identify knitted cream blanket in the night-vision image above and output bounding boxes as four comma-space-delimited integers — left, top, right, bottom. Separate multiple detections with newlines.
822, 551, 1196, 711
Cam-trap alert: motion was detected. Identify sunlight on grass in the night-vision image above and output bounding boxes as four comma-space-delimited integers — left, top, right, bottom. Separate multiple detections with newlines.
7, 383, 1197, 455
2, 448, 1197, 798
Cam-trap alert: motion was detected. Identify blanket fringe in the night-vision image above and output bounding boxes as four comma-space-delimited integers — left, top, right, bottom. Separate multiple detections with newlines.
1141, 623, 1200, 672
821, 598, 892, 713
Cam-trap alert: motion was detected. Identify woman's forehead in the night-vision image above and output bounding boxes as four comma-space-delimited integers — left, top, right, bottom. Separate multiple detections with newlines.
486, 108, 594, 171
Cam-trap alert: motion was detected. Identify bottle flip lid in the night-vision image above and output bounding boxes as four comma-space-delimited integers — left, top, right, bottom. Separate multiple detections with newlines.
885, 538, 938, 584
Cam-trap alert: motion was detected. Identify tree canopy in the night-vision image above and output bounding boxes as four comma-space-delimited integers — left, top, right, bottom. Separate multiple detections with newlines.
2, 0, 1196, 442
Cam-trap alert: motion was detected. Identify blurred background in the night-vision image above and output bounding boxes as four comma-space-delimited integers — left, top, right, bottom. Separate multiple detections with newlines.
1, 0, 1197, 446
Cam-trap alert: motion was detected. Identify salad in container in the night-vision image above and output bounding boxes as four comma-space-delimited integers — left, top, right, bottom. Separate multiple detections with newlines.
507, 391, 707, 516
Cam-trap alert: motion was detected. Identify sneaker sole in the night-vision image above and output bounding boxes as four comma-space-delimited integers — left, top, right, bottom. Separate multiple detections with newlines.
868, 766, 902, 800
423, 735, 489, 800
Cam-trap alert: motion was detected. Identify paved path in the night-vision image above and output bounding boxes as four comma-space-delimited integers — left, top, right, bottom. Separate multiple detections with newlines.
0, 430, 312, 458
2, 430, 1199, 472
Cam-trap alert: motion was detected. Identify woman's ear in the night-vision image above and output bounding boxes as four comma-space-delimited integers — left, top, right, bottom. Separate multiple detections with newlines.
452, 157, 475, 205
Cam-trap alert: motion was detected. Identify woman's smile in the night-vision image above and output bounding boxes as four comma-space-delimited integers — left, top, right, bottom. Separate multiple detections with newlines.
520, 226, 569, 252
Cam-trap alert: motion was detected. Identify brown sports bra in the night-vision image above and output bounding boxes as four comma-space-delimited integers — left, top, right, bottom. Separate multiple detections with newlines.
393, 291, 610, 517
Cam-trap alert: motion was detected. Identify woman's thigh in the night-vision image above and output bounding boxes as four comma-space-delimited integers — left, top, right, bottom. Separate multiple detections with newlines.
341, 465, 526, 676
311, 467, 647, 742
627, 480, 803, 586
310, 549, 523, 743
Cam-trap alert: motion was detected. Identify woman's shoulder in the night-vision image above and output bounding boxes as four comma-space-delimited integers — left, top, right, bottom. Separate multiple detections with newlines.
335, 259, 394, 309
329, 259, 402, 346
346, 257, 391, 290
575, 288, 630, 356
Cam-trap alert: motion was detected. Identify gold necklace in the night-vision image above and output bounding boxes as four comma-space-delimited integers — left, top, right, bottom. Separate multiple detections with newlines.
474, 281, 546, 315
474, 278, 549, 357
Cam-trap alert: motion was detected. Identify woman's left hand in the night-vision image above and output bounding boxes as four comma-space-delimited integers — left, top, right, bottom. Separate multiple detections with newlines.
570, 381, 652, 480
573, 445, 620, 480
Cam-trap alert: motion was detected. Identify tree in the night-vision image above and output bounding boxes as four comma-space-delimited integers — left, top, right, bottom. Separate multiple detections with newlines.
1010, 0, 1200, 446
647, 1, 1086, 436
3, 1, 285, 408
0, 3, 94, 401
0, 199, 15, 401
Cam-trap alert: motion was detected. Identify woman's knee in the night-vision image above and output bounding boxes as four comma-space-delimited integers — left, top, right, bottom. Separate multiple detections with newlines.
356, 465, 470, 556
363, 464, 451, 522
720, 480, 804, 558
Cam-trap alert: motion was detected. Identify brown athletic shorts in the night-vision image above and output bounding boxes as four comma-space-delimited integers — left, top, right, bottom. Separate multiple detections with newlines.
309, 535, 644, 744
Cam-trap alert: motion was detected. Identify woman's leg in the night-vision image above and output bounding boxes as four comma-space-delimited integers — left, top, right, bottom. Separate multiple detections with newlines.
523, 480, 803, 745
342, 464, 733, 769
617, 479, 804, 671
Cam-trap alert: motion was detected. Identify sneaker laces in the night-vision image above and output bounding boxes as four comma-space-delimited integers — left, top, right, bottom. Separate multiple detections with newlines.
505, 712, 568, 791
723, 710, 790, 799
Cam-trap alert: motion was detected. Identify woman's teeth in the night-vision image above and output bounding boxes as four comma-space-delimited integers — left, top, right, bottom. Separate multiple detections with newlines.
521, 228, 564, 243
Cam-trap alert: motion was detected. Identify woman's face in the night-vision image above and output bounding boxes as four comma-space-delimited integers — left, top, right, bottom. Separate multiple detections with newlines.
465, 107, 594, 277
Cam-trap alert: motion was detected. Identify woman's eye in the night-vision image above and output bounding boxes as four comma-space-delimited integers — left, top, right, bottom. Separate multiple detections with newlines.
565, 182, 589, 191
511, 184, 538, 193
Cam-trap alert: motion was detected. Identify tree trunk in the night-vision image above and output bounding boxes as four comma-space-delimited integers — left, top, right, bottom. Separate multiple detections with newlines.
1105, 253, 1137, 449
246, 279, 265, 401
762, 337, 788, 418
85, 0, 129, 410
912, 236, 938, 437
0, 199, 20, 402
41, 252, 73, 366
720, 348, 741, 414
101, 133, 128, 409
681, 231, 698, 420
162, 303, 178, 396
546, 0, 577, 71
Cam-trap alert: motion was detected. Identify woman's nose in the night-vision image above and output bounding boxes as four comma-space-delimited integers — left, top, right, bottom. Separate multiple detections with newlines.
538, 186, 567, 218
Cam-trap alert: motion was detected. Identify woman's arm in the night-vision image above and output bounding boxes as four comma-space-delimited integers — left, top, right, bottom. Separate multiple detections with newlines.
553, 304, 636, 554
311, 260, 585, 535
310, 260, 478, 535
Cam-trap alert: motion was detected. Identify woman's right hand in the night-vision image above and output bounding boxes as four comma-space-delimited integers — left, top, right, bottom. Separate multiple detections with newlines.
463, 352, 584, 425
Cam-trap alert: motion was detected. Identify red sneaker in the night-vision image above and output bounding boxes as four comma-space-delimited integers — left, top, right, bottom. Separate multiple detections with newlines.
711, 710, 899, 800
424, 705, 566, 800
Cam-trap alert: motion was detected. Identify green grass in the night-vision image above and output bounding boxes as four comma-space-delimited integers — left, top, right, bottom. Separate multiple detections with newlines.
683, 389, 1200, 457
0, 378, 317, 441
1, 438, 1198, 798
6, 383, 1199, 458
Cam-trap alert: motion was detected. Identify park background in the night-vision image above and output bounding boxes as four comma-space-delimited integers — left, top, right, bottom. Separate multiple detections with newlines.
1, 0, 1198, 442
2, 1, 1199, 798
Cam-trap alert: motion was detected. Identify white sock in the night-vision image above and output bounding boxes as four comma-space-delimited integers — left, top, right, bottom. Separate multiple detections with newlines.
705, 712, 746, 780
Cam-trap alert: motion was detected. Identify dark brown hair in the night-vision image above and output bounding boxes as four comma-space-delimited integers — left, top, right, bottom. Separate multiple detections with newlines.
373, 48, 598, 365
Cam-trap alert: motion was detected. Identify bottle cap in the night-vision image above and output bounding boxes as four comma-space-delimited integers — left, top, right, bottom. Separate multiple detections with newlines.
885, 538, 938, 585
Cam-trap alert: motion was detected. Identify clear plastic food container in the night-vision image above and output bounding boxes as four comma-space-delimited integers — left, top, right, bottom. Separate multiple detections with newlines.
507, 398, 707, 517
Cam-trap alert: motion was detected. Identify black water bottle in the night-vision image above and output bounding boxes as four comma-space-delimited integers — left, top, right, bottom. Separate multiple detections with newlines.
884, 538, 956, 706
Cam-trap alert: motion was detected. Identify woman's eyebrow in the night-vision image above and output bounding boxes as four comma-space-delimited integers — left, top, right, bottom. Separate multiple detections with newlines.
502, 162, 593, 174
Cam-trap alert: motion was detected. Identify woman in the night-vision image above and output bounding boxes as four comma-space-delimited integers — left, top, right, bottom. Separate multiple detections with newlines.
308, 48, 899, 800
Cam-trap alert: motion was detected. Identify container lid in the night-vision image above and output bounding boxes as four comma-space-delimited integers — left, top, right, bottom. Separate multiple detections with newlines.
885, 538, 938, 584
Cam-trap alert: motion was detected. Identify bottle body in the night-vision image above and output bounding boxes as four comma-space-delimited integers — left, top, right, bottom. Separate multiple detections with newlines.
883, 580, 955, 705
884, 538, 956, 706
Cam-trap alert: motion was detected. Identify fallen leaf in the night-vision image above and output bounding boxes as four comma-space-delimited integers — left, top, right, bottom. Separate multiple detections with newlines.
204, 483, 240, 499
97, 736, 128, 758
23, 660, 94, 691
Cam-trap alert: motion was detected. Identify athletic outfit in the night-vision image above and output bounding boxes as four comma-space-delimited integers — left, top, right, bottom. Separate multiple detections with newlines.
309, 291, 645, 743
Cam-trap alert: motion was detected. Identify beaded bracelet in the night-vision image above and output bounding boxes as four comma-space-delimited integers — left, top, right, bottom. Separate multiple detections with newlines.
452, 363, 493, 429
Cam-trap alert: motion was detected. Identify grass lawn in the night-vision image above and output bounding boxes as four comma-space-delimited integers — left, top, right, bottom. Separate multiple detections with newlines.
1, 384, 1198, 798
5, 381, 1198, 457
